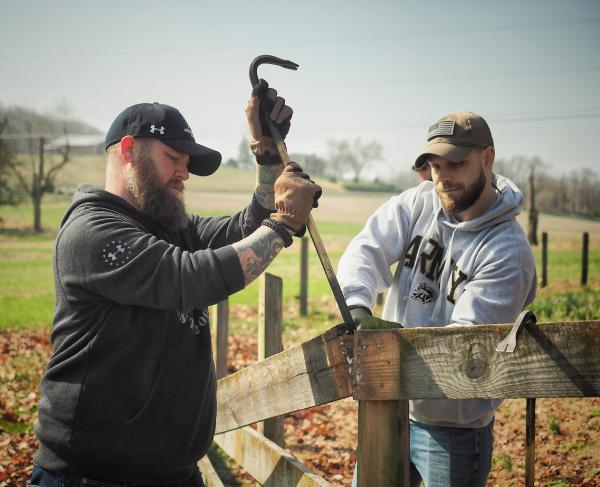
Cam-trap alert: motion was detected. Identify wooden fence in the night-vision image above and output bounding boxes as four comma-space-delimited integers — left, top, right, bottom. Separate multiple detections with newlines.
199, 273, 600, 486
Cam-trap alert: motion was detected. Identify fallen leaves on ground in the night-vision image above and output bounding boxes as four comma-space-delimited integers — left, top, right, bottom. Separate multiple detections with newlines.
1, 328, 599, 486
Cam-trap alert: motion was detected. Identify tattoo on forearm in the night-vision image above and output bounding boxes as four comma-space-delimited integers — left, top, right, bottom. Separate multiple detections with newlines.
255, 164, 284, 210
255, 183, 276, 210
233, 226, 286, 286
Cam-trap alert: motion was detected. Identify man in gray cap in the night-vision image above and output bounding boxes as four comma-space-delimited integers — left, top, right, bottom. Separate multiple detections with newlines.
339, 112, 536, 487
31, 85, 321, 486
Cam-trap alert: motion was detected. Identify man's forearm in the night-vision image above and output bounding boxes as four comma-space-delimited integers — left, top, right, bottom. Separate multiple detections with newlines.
254, 164, 284, 210
232, 225, 289, 286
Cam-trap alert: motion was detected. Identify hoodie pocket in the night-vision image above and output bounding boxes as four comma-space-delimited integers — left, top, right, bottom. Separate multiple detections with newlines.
126, 358, 214, 469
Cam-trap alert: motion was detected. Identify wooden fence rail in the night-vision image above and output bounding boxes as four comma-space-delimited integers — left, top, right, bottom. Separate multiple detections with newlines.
352, 321, 600, 401
209, 314, 599, 486
205, 267, 599, 486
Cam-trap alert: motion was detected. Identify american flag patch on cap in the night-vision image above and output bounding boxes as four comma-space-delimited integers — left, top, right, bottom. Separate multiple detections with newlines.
427, 120, 455, 141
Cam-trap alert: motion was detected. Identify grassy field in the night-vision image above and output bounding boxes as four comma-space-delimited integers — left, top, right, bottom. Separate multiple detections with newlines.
1, 160, 600, 486
1, 156, 600, 331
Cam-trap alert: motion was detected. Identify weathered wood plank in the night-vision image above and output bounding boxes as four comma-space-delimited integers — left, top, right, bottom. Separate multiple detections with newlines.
214, 426, 331, 487
356, 315, 409, 487
216, 323, 354, 434
211, 300, 229, 380
353, 321, 600, 400
197, 455, 225, 487
356, 400, 409, 487
257, 273, 285, 447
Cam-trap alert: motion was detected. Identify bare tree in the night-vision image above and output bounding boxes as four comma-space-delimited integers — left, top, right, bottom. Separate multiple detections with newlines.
236, 136, 254, 169
527, 163, 539, 245
0, 117, 21, 206
9, 121, 71, 232
289, 152, 326, 177
327, 137, 383, 182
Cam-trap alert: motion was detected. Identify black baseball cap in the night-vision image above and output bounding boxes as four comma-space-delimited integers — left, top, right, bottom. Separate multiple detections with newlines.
105, 102, 221, 176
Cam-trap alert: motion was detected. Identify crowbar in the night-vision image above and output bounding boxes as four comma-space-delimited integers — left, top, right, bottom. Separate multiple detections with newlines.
249, 54, 354, 326
495, 310, 536, 353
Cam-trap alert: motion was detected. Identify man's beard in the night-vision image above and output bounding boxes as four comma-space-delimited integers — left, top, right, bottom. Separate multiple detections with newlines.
436, 167, 486, 217
126, 145, 189, 231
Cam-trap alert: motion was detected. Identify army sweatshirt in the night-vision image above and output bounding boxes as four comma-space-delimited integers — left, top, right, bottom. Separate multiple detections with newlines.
34, 184, 271, 484
338, 175, 537, 428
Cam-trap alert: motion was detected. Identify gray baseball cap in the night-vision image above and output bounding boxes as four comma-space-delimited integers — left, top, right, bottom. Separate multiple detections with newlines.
414, 112, 494, 170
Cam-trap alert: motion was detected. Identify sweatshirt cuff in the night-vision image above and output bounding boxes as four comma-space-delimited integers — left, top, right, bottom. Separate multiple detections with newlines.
250, 193, 273, 219
213, 245, 245, 296
344, 288, 374, 310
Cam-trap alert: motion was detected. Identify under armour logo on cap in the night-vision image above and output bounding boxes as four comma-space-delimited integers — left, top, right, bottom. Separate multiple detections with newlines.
105, 102, 222, 176
427, 120, 455, 141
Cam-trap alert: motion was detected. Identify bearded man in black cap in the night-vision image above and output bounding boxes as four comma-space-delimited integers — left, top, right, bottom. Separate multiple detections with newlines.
30, 85, 321, 487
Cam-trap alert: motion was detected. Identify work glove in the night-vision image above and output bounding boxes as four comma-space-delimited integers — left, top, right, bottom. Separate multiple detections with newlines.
348, 306, 372, 329
245, 79, 293, 165
271, 162, 322, 236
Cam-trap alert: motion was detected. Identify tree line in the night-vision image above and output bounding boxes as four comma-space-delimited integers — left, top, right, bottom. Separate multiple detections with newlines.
225, 136, 384, 184
494, 156, 600, 220
2, 102, 599, 232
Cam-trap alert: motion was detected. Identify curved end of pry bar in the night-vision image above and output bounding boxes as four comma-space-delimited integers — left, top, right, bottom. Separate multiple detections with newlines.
249, 54, 299, 86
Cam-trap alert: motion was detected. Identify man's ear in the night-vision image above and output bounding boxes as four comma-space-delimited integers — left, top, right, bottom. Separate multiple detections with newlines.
484, 146, 495, 169
120, 136, 135, 163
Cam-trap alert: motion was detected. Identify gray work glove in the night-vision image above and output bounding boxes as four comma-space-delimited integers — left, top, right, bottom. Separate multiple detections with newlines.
245, 79, 293, 165
271, 162, 322, 236
349, 305, 372, 329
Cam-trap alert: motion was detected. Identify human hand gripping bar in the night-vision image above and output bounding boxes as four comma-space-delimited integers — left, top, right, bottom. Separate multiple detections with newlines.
249, 54, 354, 326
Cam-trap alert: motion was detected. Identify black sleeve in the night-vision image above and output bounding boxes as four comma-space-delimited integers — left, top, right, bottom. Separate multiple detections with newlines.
191, 194, 271, 249
56, 208, 246, 313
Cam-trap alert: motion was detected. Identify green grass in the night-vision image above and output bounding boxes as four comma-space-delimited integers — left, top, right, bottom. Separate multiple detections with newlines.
548, 481, 572, 487
0, 199, 362, 331
1, 195, 599, 332
530, 287, 600, 321
533, 247, 600, 283
492, 452, 513, 472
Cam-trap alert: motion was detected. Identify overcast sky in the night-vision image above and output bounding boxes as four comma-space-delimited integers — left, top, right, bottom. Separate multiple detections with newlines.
1, 0, 599, 179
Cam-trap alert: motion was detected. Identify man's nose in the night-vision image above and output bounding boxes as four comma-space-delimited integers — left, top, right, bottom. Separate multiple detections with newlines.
177, 160, 190, 181
434, 166, 453, 183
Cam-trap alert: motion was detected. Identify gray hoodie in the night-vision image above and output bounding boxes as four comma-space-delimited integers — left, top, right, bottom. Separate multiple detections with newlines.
35, 184, 270, 483
338, 175, 536, 428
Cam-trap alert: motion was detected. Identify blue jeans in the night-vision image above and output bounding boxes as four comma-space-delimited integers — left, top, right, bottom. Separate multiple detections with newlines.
351, 419, 494, 487
29, 465, 206, 487
410, 419, 494, 487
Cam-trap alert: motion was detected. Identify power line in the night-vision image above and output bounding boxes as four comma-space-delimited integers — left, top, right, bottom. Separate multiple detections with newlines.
365, 66, 600, 87
300, 17, 600, 44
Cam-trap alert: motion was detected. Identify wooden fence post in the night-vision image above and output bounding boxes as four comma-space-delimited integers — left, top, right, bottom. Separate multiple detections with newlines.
355, 317, 409, 487
541, 232, 548, 288
211, 300, 229, 380
258, 273, 285, 447
357, 401, 409, 486
525, 398, 536, 487
582, 232, 589, 287
300, 237, 308, 316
